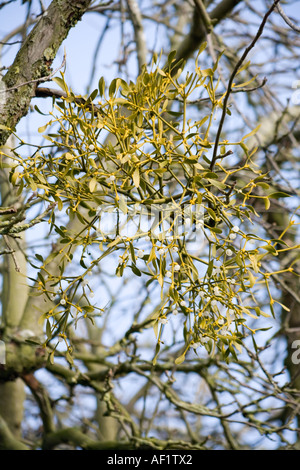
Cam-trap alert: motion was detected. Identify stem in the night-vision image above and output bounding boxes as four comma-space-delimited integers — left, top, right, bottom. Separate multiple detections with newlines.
210, 0, 281, 170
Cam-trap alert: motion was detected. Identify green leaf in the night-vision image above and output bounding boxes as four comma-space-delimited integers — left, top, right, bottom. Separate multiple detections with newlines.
48, 350, 55, 365
195, 116, 209, 127
38, 123, 49, 133
248, 270, 257, 287
116, 263, 124, 278
152, 340, 161, 364
201, 68, 213, 77
233, 75, 257, 89
89, 178, 97, 193
157, 68, 167, 77
249, 253, 260, 273
88, 89, 98, 102
132, 168, 140, 188
175, 352, 186, 365
109, 78, 118, 97
199, 41, 207, 54
83, 305, 95, 313
167, 50, 177, 66
169, 287, 179, 302
120, 79, 130, 96
98, 76, 105, 97
16, 177, 24, 196
129, 242, 136, 263
239, 142, 248, 153
209, 226, 222, 234
34, 105, 48, 116
107, 236, 122, 248
35, 254, 44, 263
203, 155, 212, 165
206, 207, 217, 221
10, 171, 19, 186
203, 172, 218, 179
46, 319, 52, 339
268, 191, 291, 199
118, 195, 128, 214
207, 260, 214, 277
206, 178, 226, 190
264, 197, 270, 210
52, 76, 68, 93
44, 251, 59, 266
131, 264, 142, 276
256, 182, 270, 189
236, 60, 251, 75
260, 244, 278, 255
65, 350, 74, 366
252, 335, 258, 353
241, 124, 261, 141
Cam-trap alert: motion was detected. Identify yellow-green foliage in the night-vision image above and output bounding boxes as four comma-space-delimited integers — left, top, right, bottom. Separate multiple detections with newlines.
9, 49, 296, 364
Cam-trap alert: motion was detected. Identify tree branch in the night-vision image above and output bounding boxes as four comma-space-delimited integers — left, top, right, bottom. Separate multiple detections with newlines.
276, 3, 300, 33
22, 373, 55, 434
173, 0, 243, 67
193, 0, 213, 33
126, 0, 148, 73
0, 0, 93, 146
210, 0, 281, 170
0, 413, 28, 450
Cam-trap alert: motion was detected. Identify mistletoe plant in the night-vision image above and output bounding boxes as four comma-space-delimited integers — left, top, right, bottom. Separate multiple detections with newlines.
7, 48, 296, 365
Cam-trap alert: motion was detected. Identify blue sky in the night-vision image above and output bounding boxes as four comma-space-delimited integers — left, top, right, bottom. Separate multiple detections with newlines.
0, 1, 129, 141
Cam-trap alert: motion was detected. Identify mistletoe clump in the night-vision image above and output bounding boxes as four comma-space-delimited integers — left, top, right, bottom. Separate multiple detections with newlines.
9, 49, 295, 364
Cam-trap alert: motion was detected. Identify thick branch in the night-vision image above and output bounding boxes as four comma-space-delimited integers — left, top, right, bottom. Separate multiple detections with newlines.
0, 413, 28, 450
211, 0, 281, 169
173, 0, 243, 66
42, 427, 129, 450
22, 373, 55, 434
126, 0, 148, 73
0, 0, 92, 146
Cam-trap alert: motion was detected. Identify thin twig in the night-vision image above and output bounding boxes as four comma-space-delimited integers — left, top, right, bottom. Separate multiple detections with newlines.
2, 234, 20, 271
0, 40, 23, 45
22, 373, 55, 434
210, 0, 281, 171
0, 206, 17, 215
276, 3, 300, 33
0, 52, 66, 95
87, 16, 111, 92
179, 77, 267, 106
193, 0, 213, 33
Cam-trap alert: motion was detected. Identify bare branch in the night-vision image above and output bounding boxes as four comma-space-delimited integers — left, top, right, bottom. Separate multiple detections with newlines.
0, 414, 28, 450
173, 0, 243, 67
193, 0, 213, 33
126, 0, 148, 73
276, 3, 300, 33
0, 0, 93, 146
2, 235, 20, 272
211, 0, 281, 170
